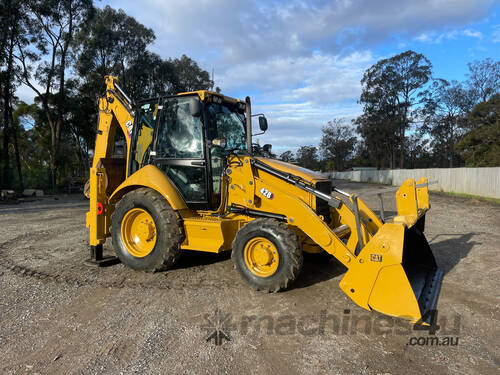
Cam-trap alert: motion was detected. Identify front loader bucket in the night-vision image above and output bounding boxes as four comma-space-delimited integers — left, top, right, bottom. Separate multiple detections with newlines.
367, 224, 443, 323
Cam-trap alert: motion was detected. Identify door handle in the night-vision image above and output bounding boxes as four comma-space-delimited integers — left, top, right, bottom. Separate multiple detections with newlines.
190, 161, 206, 166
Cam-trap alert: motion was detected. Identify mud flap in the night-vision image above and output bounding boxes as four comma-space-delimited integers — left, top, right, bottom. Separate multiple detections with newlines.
368, 225, 443, 323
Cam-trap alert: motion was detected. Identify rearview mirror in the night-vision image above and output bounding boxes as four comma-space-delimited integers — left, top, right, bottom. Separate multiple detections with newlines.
189, 98, 201, 117
263, 144, 272, 153
258, 116, 268, 131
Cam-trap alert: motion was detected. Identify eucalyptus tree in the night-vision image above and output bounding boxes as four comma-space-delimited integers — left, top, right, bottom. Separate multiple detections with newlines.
359, 50, 432, 168
319, 118, 356, 171
15, 0, 94, 190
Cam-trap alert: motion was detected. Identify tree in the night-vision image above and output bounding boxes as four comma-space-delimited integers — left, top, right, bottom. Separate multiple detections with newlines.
421, 80, 472, 167
0, 0, 28, 188
295, 145, 319, 170
0, 2, 216, 191
354, 102, 399, 169
15, 0, 94, 190
170, 55, 212, 93
455, 94, 500, 167
75, 5, 155, 99
319, 118, 356, 171
406, 134, 433, 169
75, 7, 211, 101
359, 50, 432, 168
466, 58, 500, 103
279, 150, 294, 163
65, 79, 95, 175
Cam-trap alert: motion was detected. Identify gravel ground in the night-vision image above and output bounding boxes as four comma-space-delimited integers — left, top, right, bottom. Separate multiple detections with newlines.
0, 181, 499, 374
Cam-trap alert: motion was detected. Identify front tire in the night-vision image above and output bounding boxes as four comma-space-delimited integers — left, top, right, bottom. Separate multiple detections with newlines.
111, 188, 184, 272
232, 218, 303, 292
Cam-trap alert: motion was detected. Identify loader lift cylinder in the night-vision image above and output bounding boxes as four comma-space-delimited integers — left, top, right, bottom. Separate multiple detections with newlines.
252, 159, 342, 208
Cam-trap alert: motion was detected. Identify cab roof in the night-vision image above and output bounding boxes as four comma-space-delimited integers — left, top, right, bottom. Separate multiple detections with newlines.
177, 90, 244, 104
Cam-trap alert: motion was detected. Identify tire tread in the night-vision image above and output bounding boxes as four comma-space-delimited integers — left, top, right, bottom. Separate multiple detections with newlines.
111, 188, 184, 272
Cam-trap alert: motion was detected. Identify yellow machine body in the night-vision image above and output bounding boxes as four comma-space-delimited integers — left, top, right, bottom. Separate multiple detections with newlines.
87, 76, 442, 324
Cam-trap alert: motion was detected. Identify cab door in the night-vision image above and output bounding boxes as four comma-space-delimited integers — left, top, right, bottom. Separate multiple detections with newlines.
129, 99, 161, 176
152, 96, 210, 209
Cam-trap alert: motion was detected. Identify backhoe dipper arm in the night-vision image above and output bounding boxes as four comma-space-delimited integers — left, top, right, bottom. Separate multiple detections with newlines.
87, 76, 134, 249
92, 75, 134, 170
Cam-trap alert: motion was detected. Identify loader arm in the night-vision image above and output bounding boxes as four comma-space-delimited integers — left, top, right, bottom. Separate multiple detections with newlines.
227, 155, 442, 323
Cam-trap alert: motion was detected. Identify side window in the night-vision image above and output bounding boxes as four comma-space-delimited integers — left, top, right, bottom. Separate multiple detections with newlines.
157, 164, 207, 202
206, 103, 247, 151
157, 97, 204, 159
130, 102, 158, 174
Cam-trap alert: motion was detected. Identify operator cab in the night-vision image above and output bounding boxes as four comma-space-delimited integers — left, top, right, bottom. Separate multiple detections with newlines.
128, 92, 260, 211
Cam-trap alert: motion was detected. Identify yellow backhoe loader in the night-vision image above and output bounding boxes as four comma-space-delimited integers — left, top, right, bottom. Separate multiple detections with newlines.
86, 76, 443, 324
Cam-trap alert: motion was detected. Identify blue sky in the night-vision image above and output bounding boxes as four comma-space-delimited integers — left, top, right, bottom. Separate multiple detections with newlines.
19, 0, 500, 153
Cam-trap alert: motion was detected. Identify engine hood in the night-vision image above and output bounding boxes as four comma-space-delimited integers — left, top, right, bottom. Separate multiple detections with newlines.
255, 157, 327, 183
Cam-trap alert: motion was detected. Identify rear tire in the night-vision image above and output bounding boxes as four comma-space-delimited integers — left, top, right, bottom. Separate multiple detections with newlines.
232, 218, 303, 292
111, 188, 184, 272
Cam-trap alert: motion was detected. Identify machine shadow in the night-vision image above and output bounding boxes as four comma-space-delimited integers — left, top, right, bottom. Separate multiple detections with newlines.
428, 232, 480, 275
169, 248, 348, 290
172, 249, 232, 270
291, 256, 348, 290
288, 231, 478, 290
163, 230, 475, 287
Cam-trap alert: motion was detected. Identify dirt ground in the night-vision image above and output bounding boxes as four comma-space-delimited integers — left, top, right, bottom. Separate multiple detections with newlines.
0, 181, 499, 375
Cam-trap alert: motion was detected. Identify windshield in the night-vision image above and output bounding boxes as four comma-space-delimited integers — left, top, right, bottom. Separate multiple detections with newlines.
156, 96, 204, 159
206, 102, 247, 153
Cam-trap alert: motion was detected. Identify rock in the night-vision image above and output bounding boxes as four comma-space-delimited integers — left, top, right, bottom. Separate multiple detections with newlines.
22, 189, 44, 197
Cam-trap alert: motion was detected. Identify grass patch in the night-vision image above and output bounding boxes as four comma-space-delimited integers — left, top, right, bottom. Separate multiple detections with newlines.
430, 191, 500, 205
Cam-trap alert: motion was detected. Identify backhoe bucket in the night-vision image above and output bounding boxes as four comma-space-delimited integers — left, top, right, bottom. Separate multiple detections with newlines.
367, 223, 443, 323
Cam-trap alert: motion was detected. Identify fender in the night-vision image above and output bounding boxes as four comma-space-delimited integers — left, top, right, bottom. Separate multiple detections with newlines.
110, 164, 187, 210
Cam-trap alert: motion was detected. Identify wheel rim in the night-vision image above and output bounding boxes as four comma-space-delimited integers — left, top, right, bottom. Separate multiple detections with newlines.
243, 237, 279, 277
121, 208, 157, 258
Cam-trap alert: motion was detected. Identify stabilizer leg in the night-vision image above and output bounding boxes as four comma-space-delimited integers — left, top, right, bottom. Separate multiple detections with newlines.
84, 244, 119, 267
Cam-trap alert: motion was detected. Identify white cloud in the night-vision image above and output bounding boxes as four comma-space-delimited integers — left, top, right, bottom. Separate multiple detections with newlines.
415, 33, 434, 43
219, 51, 375, 106
252, 103, 361, 152
106, 0, 495, 68
414, 28, 482, 43
493, 25, 500, 43
463, 29, 483, 39
215, 50, 372, 150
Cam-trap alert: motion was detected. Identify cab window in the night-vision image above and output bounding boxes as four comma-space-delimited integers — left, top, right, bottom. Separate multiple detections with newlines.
156, 97, 204, 159
130, 101, 158, 174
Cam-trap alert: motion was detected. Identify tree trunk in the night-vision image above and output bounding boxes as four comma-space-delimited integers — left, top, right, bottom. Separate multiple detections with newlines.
400, 103, 409, 169
12, 119, 23, 189
391, 143, 396, 169
72, 131, 88, 176
399, 125, 405, 169
2, 20, 16, 188
449, 131, 454, 168
50, 4, 73, 192
2, 104, 11, 188
50, 137, 57, 192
